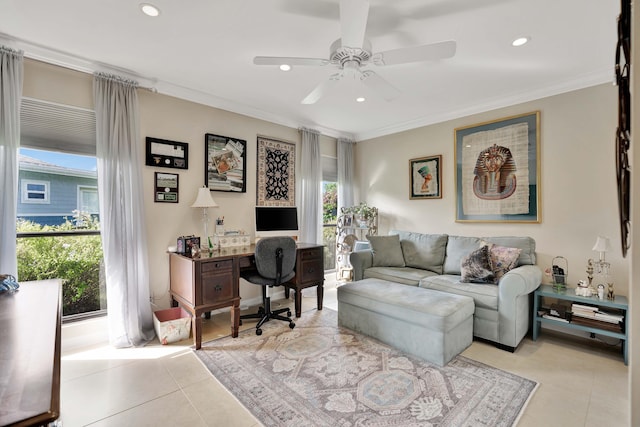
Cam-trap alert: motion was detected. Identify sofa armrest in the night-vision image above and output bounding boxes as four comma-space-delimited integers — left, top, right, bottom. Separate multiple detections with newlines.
350, 250, 373, 281
497, 265, 542, 348
498, 265, 542, 298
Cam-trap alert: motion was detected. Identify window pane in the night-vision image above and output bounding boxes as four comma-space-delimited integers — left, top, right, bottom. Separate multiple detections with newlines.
27, 183, 45, 192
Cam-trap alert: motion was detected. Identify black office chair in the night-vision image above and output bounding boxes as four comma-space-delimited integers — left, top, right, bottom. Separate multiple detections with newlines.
239, 236, 296, 335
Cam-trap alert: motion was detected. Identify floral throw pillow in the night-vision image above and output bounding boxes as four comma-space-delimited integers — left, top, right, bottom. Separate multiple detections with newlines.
483, 243, 522, 281
460, 245, 495, 284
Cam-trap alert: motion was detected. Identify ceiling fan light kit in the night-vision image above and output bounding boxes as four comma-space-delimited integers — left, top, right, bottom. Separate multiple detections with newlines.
254, 0, 456, 105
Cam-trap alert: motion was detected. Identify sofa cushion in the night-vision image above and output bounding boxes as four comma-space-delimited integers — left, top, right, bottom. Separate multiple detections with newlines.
363, 266, 439, 286
390, 230, 447, 274
367, 234, 406, 267
419, 275, 499, 310
461, 245, 496, 284
482, 242, 522, 280
443, 235, 482, 275
480, 236, 536, 266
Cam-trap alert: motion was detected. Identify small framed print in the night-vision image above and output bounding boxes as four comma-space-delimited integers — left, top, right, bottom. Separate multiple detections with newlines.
154, 172, 179, 203
410, 155, 442, 199
146, 137, 189, 169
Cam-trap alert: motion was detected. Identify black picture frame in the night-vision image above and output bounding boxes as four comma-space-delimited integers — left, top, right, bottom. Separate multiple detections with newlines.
154, 172, 179, 203
205, 133, 247, 192
145, 137, 188, 169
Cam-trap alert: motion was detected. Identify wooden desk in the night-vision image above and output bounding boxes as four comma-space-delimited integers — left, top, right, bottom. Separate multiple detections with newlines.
0, 279, 62, 427
169, 243, 324, 349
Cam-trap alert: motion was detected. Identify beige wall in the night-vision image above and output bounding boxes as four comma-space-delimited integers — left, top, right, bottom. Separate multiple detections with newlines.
356, 84, 625, 294
22, 58, 336, 308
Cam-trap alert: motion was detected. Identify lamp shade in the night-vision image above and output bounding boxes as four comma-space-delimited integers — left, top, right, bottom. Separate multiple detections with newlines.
191, 187, 219, 208
592, 236, 611, 253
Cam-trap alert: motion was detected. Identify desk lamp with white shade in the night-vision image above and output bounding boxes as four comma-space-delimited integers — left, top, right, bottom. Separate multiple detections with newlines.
191, 186, 218, 251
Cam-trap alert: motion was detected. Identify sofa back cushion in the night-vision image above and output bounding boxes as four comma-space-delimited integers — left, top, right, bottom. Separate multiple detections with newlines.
480, 236, 536, 266
443, 236, 482, 275
367, 234, 405, 267
390, 230, 448, 274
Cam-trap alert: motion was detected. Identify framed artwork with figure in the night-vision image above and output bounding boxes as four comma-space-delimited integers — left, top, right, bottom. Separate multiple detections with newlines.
454, 111, 540, 223
409, 155, 442, 199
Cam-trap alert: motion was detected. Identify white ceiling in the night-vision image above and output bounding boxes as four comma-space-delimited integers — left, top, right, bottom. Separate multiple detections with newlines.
0, 0, 618, 141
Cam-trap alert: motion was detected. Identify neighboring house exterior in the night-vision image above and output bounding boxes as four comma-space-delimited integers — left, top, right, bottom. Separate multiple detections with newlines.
18, 155, 98, 226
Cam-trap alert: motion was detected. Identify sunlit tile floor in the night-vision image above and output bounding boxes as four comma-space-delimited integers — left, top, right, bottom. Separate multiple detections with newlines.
60, 276, 629, 426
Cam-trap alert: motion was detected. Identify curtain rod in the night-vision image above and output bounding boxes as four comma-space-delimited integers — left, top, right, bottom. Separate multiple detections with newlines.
0, 34, 157, 93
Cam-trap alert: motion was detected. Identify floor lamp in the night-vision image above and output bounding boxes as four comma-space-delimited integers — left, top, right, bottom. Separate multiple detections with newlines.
191, 186, 218, 251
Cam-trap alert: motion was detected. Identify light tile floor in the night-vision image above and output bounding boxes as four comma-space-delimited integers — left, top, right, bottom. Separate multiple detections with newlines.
60, 276, 629, 426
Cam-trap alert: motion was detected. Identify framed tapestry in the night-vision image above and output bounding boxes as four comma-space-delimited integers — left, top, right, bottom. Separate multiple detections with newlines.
205, 133, 246, 192
256, 136, 296, 206
454, 111, 540, 223
409, 155, 442, 199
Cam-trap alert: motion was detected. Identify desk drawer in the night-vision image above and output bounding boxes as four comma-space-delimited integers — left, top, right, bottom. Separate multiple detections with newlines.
298, 247, 324, 284
202, 271, 234, 304
202, 259, 233, 273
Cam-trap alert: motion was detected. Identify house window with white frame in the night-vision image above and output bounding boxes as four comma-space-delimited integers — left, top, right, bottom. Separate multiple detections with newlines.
21, 179, 50, 204
78, 186, 99, 214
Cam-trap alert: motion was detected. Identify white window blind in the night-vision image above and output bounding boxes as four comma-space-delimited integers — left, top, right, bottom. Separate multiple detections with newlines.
322, 155, 337, 182
20, 97, 96, 155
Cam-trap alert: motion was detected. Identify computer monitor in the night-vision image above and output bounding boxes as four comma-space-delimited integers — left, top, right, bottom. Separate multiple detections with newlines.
254, 206, 299, 240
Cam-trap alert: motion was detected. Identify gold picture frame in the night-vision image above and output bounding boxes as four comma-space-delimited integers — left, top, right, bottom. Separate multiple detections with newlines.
454, 111, 541, 223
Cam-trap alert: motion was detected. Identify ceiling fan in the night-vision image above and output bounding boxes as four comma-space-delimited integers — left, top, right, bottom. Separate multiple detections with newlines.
253, 0, 456, 104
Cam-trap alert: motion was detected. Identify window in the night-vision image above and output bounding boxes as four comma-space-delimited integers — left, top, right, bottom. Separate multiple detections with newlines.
78, 186, 99, 214
18, 98, 104, 321
21, 179, 50, 203
322, 155, 338, 271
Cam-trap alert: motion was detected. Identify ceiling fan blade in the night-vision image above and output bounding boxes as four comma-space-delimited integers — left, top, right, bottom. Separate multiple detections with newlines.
301, 73, 342, 104
360, 70, 400, 101
339, 0, 369, 49
374, 40, 456, 66
253, 56, 330, 67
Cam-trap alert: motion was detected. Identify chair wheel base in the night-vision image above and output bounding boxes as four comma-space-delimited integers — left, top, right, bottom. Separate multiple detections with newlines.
289, 322, 295, 329
256, 328, 262, 336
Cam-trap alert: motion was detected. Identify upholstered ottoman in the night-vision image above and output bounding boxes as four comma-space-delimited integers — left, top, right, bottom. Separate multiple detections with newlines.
337, 278, 475, 366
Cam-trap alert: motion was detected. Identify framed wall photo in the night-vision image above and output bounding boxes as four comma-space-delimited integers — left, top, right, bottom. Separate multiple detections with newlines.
410, 155, 442, 199
154, 172, 179, 203
454, 111, 540, 223
256, 136, 296, 206
145, 137, 188, 169
205, 133, 246, 192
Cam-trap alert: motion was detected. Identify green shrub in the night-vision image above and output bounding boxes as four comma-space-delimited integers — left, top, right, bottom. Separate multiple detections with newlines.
17, 212, 105, 316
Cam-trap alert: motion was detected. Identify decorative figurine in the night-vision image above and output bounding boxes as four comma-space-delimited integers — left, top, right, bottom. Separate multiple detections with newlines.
607, 283, 615, 300
597, 284, 605, 300
586, 259, 594, 286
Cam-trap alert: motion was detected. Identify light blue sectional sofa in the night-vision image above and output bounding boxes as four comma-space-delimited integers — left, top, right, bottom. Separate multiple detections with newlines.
348, 231, 542, 350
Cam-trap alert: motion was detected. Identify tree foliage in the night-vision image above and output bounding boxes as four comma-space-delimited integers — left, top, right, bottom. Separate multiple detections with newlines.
17, 211, 104, 316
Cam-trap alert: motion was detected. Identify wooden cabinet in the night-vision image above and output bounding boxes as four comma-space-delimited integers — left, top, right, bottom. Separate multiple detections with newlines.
0, 280, 62, 427
169, 252, 242, 349
284, 243, 325, 317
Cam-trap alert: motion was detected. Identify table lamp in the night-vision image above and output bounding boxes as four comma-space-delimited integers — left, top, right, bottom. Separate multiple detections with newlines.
191, 186, 218, 250
591, 236, 611, 275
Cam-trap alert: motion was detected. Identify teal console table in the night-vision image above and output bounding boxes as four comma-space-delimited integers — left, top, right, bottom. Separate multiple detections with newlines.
532, 284, 628, 365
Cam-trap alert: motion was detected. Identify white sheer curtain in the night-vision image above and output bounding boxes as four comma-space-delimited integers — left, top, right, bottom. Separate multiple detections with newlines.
299, 128, 322, 244
337, 137, 355, 213
94, 73, 154, 348
0, 46, 23, 277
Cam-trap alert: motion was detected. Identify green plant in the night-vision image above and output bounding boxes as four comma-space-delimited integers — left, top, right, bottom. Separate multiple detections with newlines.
17, 211, 104, 316
343, 202, 376, 220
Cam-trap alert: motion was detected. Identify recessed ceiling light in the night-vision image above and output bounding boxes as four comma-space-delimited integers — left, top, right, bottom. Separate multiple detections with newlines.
356, 97, 366, 103
512, 37, 530, 47
140, 3, 160, 17
279, 64, 291, 71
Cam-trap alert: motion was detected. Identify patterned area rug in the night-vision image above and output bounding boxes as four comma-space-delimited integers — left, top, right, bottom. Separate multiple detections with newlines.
195, 309, 537, 426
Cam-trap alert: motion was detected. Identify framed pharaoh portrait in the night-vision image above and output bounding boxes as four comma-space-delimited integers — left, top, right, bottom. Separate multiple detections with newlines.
454, 111, 540, 222
409, 155, 442, 199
